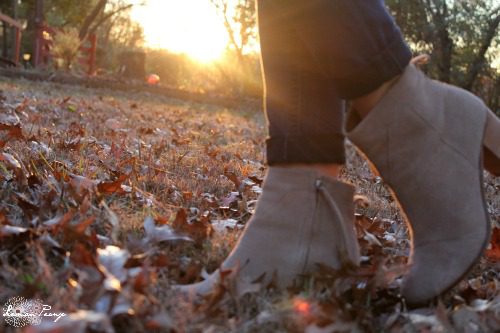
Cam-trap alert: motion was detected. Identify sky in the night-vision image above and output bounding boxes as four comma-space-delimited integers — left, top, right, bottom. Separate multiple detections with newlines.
129, 0, 230, 62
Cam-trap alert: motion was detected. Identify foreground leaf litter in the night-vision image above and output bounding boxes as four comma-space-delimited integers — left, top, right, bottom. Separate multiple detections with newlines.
0, 78, 498, 333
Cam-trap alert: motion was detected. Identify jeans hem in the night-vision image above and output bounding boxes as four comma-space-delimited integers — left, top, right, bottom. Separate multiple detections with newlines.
266, 134, 346, 165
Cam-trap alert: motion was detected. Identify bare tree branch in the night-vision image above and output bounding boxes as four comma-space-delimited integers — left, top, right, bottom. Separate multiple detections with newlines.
464, 11, 500, 89
79, 0, 107, 40
87, 4, 134, 37
210, 0, 246, 68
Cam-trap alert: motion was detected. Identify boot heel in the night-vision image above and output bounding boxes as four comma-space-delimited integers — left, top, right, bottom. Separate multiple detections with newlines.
484, 109, 500, 176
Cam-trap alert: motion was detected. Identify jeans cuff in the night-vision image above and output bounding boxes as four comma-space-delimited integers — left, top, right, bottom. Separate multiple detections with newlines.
335, 36, 412, 99
266, 134, 346, 165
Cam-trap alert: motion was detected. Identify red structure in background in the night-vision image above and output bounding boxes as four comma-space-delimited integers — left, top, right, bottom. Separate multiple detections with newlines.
35, 25, 97, 75
31, 0, 96, 75
35, 25, 54, 67
0, 12, 23, 66
79, 34, 97, 75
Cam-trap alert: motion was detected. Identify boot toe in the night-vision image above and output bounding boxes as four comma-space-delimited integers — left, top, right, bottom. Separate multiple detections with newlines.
402, 234, 489, 306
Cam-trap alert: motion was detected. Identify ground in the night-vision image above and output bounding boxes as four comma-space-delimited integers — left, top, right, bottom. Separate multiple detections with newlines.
0, 77, 498, 332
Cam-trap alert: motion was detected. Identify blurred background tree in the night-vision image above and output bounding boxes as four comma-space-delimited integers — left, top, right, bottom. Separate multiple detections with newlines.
203, 0, 500, 109
50, 27, 80, 70
386, 0, 500, 112
208, 0, 260, 97
9, 0, 144, 72
94, 0, 144, 73
0, 0, 497, 111
0, 0, 20, 62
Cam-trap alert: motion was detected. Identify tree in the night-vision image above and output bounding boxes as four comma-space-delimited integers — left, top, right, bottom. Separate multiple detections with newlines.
84, 2, 137, 41
51, 28, 80, 70
78, 0, 108, 40
386, 0, 500, 111
387, 0, 500, 83
44, 0, 101, 28
18, 0, 144, 71
97, 1, 144, 71
457, 2, 500, 90
42, 0, 137, 41
210, 0, 257, 69
210, 0, 259, 96
0, 1, 12, 59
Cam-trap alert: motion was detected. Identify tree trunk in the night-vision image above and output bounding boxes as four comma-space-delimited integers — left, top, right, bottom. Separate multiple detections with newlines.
87, 4, 134, 37
10, 0, 17, 59
431, 2, 453, 83
435, 28, 453, 83
491, 76, 500, 116
463, 14, 500, 90
79, 0, 107, 40
32, 0, 44, 66
2, 22, 7, 58
11, 0, 17, 18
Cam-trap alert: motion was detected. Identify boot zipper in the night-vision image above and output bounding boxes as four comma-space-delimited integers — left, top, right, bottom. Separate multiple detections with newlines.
300, 179, 323, 275
316, 179, 356, 266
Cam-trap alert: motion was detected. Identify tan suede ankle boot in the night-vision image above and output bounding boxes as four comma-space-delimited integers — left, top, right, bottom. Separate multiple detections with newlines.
180, 166, 360, 296
346, 64, 500, 306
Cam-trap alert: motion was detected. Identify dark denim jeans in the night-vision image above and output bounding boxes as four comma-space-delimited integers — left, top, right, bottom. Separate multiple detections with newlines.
258, 0, 412, 165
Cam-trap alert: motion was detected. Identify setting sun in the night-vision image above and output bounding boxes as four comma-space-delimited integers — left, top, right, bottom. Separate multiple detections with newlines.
130, 0, 229, 63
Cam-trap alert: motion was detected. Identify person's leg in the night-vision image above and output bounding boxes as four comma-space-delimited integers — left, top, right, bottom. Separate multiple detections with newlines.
259, 0, 346, 175
288, 0, 411, 99
179, 0, 361, 296
181, 0, 500, 303
283, 0, 499, 305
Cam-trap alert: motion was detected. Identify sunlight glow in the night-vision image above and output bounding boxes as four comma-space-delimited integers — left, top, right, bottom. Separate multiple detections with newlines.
293, 298, 311, 315
130, 0, 229, 63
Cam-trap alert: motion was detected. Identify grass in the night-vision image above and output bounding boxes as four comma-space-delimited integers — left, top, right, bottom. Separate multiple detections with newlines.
0, 77, 498, 333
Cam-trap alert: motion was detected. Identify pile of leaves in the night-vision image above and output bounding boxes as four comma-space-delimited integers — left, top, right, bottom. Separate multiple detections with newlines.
0, 78, 498, 333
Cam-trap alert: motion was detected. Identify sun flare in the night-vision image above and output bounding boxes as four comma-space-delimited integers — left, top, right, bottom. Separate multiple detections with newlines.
130, 0, 229, 63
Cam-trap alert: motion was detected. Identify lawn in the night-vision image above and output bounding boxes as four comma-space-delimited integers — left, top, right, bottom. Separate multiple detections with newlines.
0, 77, 498, 332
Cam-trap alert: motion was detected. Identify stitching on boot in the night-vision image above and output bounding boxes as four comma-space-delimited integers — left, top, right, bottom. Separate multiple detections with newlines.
407, 105, 482, 169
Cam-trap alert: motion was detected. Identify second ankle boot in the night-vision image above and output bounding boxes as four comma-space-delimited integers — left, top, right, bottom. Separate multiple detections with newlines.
346, 64, 499, 306
180, 167, 360, 297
